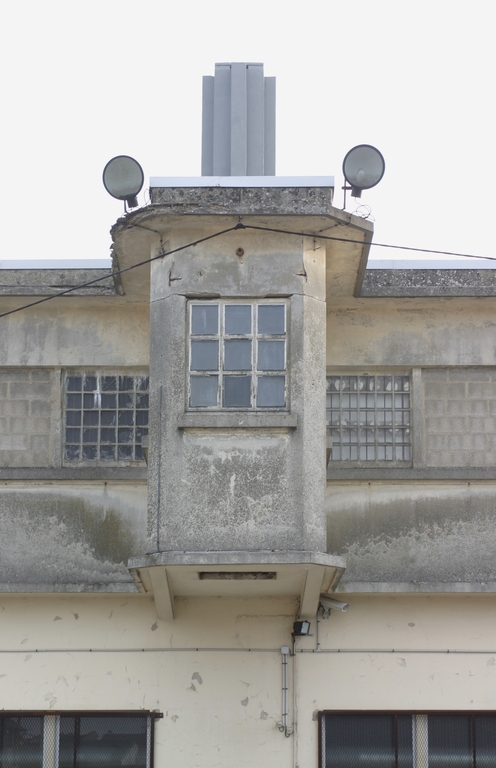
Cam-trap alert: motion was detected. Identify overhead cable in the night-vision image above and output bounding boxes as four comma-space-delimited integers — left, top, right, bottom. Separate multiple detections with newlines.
1, 221, 495, 320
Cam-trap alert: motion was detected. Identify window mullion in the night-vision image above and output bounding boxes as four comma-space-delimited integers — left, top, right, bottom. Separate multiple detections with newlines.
219, 305, 224, 408
42, 716, 59, 768
472, 714, 476, 768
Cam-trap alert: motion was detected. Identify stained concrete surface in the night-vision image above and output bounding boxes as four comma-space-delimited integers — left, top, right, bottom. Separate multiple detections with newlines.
0, 483, 147, 587
327, 482, 496, 584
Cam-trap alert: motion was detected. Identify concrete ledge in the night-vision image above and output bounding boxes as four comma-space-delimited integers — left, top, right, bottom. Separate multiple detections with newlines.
0, 582, 138, 593
0, 269, 118, 296
337, 582, 496, 594
130, 550, 345, 569
0, 468, 148, 481
327, 467, 496, 481
148, 186, 336, 215
361, 269, 496, 297
129, 551, 346, 621
177, 412, 298, 429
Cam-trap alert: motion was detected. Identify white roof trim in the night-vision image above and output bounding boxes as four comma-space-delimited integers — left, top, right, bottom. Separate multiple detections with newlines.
0, 260, 112, 270
150, 176, 335, 188
368, 258, 496, 270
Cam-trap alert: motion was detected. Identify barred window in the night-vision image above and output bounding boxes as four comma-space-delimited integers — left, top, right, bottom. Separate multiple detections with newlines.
188, 301, 287, 409
326, 374, 411, 461
64, 373, 149, 463
0, 713, 156, 768
321, 712, 496, 768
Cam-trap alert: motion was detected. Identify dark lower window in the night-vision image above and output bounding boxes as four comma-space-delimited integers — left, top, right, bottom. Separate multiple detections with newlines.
321, 712, 496, 768
0, 713, 155, 768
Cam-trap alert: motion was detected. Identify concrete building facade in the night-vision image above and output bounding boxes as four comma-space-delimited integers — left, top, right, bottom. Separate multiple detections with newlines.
1, 63, 496, 768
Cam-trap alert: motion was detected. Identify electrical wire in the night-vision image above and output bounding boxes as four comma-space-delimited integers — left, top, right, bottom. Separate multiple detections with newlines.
1, 220, 495, 320
241, 224, 496, 262
0, 225, 240, 320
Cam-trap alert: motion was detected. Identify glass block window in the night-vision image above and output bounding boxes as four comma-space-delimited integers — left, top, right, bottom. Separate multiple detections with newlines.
64, 373, 149, 462
0, 713, 155, 768
188, 301, 287, 409
321, 712, 496, 768
326, 374, 411, 461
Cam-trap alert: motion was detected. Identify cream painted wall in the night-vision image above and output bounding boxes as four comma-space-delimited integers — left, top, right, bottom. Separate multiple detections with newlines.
2, 594, 496, 768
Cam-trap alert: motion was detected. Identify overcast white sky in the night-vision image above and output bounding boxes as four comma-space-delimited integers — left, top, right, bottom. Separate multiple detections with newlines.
1, 1, 494, 265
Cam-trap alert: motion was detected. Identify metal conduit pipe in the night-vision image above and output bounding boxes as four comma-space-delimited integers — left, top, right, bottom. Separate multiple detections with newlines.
277, 646, 293, 737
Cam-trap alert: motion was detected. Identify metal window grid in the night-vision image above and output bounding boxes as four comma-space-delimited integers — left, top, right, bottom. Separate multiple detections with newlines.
0, 714, 155, 768
64, 373, 149, 463
326, 374, 411, 461
320, 712, 496, 768
188, 300, 287, 409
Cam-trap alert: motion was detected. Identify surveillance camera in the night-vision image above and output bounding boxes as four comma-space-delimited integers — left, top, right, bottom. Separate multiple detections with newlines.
319, 596, 350, 614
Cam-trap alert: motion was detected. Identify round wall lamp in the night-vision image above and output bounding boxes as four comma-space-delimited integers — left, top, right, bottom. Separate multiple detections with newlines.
342, 144, 385, 200
102, 155, 144, 209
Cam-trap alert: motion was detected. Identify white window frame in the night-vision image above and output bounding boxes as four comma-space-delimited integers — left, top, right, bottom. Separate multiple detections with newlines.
187, 299, 289, 411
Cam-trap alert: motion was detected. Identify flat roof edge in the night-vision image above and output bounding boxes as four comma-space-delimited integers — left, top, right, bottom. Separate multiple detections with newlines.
0, 260, 112, 270
150, 176, 335, 188
361, 268, 496, 297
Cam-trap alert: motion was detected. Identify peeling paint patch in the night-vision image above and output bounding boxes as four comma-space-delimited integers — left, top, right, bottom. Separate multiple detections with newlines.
191, 672, 203, 685
20, 638, 28, 644
24, 655, 32, 662
189, 683, 197, 692
171, 715, 179, 723
73, 613, 79, 620
260, 711, 268, 720
397, 658, 407, 667
151, 622, 158, 631
53, 616, 62, 622
241, 698, 249, 707
488, 658, 495, 666
44, 693, 57, 708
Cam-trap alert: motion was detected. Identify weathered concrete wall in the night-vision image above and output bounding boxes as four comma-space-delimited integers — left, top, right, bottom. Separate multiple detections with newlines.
327, 482, 496, 587
327, 298, 496, 367
424, 368, 496, 467
1, 306, 149, 367
0, 483, 147, 589
1, 594, 496, 768
148, 229, 327, 554
0, 368, 56, 467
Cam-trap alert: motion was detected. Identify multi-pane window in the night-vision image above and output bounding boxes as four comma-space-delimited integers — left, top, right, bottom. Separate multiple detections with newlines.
64, 373, 149, 462
321, 712, 496, 768
327, 374, 411, 461
0, 713, 154, 768
188, 301, 287, 409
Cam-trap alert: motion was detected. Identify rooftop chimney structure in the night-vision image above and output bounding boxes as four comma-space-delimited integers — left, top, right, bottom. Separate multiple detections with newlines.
201, 62, 276, 176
